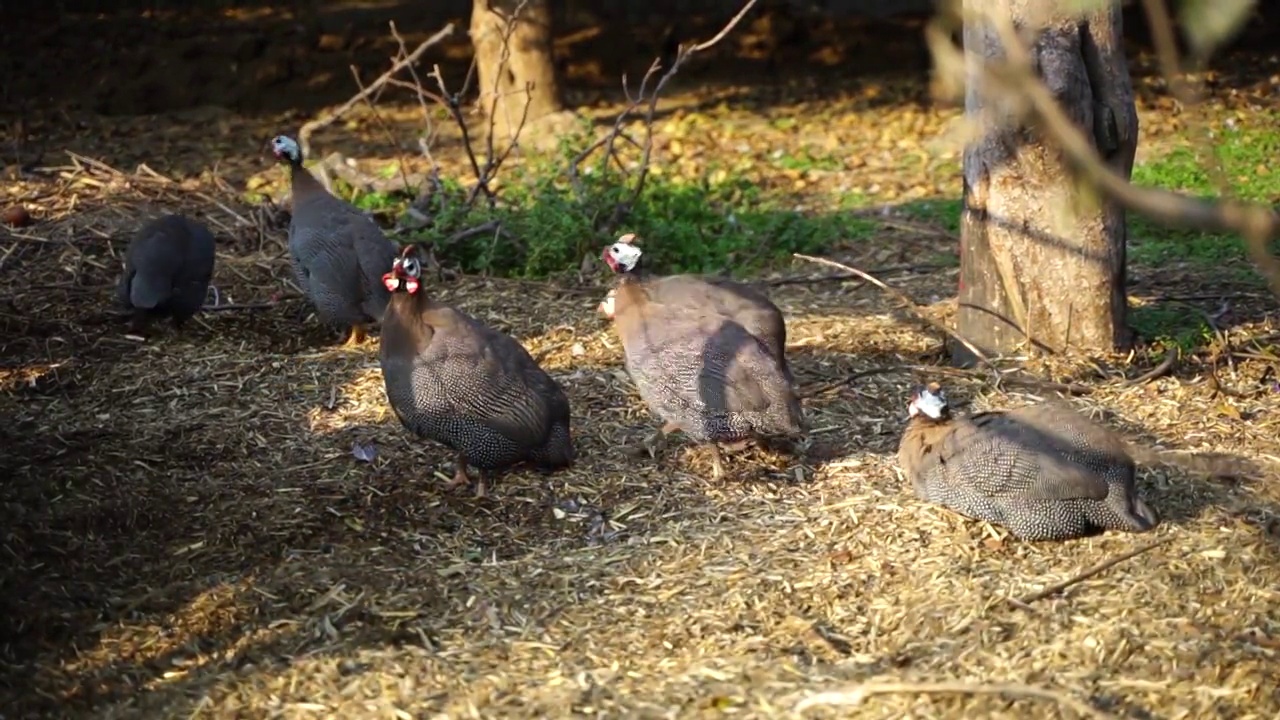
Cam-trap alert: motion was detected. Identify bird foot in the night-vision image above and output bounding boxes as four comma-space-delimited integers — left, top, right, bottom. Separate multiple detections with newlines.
342, 324, 368, 347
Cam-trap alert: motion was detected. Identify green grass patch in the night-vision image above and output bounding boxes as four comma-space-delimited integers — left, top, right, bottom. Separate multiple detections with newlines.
1129, 118, 1280, 267
892, 119, 1280, 277
1128, 303, 1213, 353
361, 126, 876, 279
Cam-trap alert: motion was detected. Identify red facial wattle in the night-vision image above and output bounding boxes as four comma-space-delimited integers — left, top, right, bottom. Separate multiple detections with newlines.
404, 278, 419, 294
382, 273, 399, 292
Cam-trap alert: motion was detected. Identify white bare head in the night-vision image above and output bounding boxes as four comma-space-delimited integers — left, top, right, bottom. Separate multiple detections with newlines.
601, 233, 643, 273
908, 383, 949, 420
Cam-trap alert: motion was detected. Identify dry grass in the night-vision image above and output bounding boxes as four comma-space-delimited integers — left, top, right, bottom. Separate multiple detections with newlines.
3, 143, 1280, 720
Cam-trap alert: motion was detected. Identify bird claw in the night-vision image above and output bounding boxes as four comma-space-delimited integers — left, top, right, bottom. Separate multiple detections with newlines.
205, 285, 222, 307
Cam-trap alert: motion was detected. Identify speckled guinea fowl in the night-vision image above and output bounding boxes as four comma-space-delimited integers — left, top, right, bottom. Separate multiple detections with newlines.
115, 213, 217, 334
896, 383, 1160, 541
597, 236, 792, 384
379, 245, 574, 497
270, 134, 399, 347
601, 234, 803, 478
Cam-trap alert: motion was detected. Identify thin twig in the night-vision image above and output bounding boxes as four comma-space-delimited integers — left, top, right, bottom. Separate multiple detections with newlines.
1015, 537, 1174, 605
297, 23, 456, 158
348, 65, 416, 197
761, 264, 952, 288
793, 252, 994, 368
568, 0, 761, 232
1119, 348, 1177, 387
795, 679, 1117, 719
202, 302, 278, 312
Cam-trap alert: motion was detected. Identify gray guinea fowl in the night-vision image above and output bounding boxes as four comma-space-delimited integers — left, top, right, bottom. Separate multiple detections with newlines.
115, 213, 216, 334
601, 234, 803, 479
597, 238, 793, 385
270, 134, 399, 347
896, 383, 1160, 541
378, 245, 575, 498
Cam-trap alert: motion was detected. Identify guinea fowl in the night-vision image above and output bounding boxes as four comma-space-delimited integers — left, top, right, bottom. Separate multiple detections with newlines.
896, 383, 1160, 541
270, 134, 399, 347
597, 235, 792, 384
379, 244, 575, 498
601, 235, 804, 478
115, 213, 217, 334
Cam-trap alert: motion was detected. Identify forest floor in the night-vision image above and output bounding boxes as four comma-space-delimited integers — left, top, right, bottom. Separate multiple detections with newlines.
3, 5, 1280, 720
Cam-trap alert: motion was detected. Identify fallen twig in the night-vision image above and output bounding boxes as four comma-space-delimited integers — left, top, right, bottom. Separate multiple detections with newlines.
1119, 349, 1177, 387
202, 302, 278, 312
297, 23, 455, 158
793, 252, 993, 368
761, 263, 952, 288
795, 679, 1117, 719
1015, 537, 1174, 605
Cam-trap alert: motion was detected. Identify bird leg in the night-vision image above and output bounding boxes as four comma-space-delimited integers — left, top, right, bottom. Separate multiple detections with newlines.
446, 452, 472, 491
708, 445, 726, 480
644, 421, 682, 458
445, 453, 489, 498
342, 323, 368, 347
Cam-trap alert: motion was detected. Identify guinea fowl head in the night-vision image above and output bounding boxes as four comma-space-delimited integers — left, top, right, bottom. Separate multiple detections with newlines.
269, 135, 303, 166
601, 233, 644, 274
383, 245, 424, 295
907, 382, 950, 421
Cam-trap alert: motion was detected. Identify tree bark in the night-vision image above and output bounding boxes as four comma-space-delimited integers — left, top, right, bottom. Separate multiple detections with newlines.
469, 0, 564, 144
953, 0, 1138, 366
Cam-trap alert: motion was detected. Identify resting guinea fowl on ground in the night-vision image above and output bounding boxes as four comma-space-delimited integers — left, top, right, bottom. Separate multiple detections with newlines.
378, 244, 575, 498
270, 134, 399, 347
600, 233, 804, 479
115, 213, 217, 334
896, 383, 1161, 542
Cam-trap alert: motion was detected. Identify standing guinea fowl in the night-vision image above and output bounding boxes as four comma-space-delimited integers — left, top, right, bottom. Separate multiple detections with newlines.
601, 235, 804, 478
116, 213, 217, 334
597, 234, 793, 384
270, 134, 399, 347
896, 383, 1160, 541
379, 244, 575, 498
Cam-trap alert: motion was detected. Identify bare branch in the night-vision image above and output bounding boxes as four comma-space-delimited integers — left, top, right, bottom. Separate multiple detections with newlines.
568, 0, 761, 233
792, 252, 993, 368
297, 23, 455, 159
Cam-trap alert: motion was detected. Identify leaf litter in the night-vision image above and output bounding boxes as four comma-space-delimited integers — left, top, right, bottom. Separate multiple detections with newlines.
2, 30, 1280, 720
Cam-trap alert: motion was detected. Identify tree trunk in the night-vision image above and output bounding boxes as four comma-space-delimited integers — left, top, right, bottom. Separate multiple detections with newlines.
470, 0, 564, 144
953, 0, 1138, 366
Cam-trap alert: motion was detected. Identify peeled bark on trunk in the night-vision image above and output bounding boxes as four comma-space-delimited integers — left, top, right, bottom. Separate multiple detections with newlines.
953, 0, 1138, 366
470, 0, 564, 144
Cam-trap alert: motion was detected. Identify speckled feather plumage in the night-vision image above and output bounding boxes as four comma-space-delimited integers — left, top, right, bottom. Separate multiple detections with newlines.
286, 163, 398, 331
379, 292, 574, 473
898, 401, 1160, 541
628, 274, 793, 384
613, 280, 803, 444
116, 214, 216, 328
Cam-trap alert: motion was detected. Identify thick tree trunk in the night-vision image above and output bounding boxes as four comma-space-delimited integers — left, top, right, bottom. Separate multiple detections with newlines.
953, 0, 1138, 366
470, 0, 564, 144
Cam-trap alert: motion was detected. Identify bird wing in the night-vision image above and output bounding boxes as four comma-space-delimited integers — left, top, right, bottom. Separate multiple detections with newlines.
946, 413, 1112, 501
